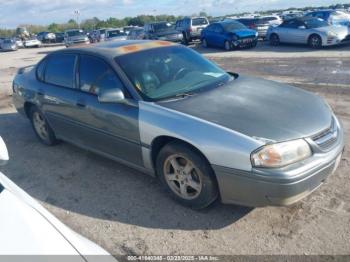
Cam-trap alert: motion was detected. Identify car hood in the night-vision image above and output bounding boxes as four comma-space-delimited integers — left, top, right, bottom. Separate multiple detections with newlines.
0, 172, 114, 258
0, 187, 81, 255
159, 75, 332, 142
229, 29, 257, 38
316, 25, 349, 35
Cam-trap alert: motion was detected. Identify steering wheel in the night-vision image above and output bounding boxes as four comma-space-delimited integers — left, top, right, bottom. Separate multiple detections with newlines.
173, 68, 190, 81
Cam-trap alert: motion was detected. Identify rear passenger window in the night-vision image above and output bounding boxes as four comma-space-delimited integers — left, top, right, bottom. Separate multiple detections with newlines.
79, 55, 125, 96
45, 54, 76, 88
36, 59, 46, 82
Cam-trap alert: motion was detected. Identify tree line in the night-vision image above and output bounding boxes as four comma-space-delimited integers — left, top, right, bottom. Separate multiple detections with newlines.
0, 3, 349, 37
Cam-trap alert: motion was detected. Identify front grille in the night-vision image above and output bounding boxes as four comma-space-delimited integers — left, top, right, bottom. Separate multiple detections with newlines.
312, 118, 338, 150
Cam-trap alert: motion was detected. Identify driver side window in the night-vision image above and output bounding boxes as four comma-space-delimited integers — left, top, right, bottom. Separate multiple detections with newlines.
79, 55, 126, 96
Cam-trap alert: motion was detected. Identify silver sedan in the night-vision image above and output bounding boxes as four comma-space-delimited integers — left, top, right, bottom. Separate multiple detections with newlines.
12, 41, 345, 209
267, 17, 350, 48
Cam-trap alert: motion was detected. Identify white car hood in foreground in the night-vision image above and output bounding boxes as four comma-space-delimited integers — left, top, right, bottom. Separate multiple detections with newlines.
0, 172, 116, 261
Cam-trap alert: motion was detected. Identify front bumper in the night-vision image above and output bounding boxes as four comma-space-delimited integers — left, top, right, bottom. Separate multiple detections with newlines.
324, 34, 350, 46
232, 37, 258, 48
213, 119, 345, 207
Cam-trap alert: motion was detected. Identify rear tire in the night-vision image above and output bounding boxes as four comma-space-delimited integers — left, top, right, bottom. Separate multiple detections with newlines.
30, 106, 59, 146
308, 34, 322, 49
156, 142, 218, 209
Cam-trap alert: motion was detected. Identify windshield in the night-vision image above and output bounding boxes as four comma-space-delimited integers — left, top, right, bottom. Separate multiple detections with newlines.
305, 18, 329, 28
67, 30, 85, 37
192, 18, 208, 26
108, 30, 127, 37
115, 46, 231, 101
223, 21, 247, 31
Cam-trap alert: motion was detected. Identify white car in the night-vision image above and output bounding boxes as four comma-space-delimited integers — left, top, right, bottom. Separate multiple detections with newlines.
24, 38, 42, 48
0, 137, 116, 260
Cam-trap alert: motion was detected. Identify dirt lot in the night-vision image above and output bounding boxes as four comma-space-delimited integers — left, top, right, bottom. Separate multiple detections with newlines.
0, 42, 349, 256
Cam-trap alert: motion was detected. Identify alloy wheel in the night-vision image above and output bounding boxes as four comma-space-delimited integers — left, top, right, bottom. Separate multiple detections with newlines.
32, 111, 49, 141
163, 154, 202, 200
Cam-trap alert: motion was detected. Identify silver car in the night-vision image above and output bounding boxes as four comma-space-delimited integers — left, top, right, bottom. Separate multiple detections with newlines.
64, 29, 90, 47
105, 29, 128, 41
0, 39, 18, 51
12, 41, 344, 209
267, 17, 350, 48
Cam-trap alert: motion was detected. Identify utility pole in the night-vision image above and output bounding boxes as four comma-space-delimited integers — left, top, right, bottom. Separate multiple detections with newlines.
74, 10, 81, 29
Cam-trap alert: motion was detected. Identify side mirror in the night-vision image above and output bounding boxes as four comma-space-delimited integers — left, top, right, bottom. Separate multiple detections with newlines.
98, 88, 125, 104
0, 137, 9, 166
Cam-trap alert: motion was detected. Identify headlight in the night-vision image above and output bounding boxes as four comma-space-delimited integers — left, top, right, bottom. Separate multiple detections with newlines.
251, 139, 312, 168
255, 32, 259, 37
327, 31, 338, 37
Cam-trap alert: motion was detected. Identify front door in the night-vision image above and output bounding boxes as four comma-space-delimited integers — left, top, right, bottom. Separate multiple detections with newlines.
74, 54, 142, 166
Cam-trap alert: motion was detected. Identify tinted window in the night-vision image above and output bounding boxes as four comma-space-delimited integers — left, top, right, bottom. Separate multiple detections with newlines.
280, 20, 299, 28
214, 24, 224, 33
45, 54, 76, 88
79, 55, 124, 95
192, 18, 208, 26
205, 24, 215, 32
305, 18, 329, 28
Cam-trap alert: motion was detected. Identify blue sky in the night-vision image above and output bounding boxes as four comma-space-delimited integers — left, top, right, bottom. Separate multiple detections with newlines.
0, 0, 349, 28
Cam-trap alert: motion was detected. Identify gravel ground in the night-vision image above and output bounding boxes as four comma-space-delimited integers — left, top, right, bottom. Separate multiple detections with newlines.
0, 42, 349, 256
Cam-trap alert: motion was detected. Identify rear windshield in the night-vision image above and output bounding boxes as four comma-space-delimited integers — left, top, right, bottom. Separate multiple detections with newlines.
67, 30, 85, 37
223, 21, 247, 31
107, 30, 127, 37
192, 18, 208, 26
153, 23, 173, 32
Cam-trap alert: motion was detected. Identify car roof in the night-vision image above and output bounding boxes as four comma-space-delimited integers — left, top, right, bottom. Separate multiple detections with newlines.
57, 40, 178, 58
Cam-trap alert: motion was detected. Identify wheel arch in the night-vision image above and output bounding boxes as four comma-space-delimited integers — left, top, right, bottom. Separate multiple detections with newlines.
24, 101, 36, 118
308, 33, 322, 45
150, 136, 215, 176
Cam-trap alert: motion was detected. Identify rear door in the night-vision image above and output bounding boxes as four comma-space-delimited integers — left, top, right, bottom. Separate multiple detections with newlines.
38, 53, 84, 143
73, 54, 142, 166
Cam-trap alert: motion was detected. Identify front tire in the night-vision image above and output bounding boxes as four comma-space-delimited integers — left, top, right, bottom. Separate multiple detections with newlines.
269, 33, 280, 46
30, 106, 58, 146
308, 34, 322, 49
202, 38, 208, 48
156, 142, 218, 209
224, 40, 231, 51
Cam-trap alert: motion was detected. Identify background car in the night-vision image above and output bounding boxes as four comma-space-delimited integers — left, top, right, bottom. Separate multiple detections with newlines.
201, 20, 258, 50
306, 10, 350, 26
127, 28, 145, 40
260, 15, 283, 27
0, 39, 18, 51
15, 38, 24, 48
37, 32, 56, 43
24, 37, 41, 48
144, 22, 183, 43
0, 136, 115, 259
175, 17, 209, 44
64, 29, 90, 47
235, 17, 270, 39
105, 29, 128, 41
54, 32, 65, 43
267, 17, 350, 48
